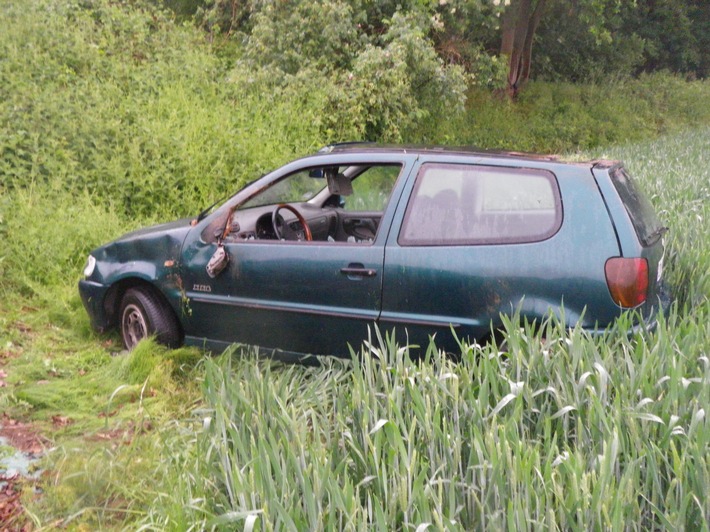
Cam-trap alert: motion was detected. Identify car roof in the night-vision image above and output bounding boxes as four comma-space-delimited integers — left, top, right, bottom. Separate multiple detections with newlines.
316, 142, 615, 169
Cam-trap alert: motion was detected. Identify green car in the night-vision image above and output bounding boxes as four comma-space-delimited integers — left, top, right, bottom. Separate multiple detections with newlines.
79, 143, 669, 357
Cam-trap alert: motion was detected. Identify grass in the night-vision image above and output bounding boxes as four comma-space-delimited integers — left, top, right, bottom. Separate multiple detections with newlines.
590, 128, 710, 310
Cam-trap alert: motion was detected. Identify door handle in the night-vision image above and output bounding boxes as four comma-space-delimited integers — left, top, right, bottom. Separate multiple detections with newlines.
340, 264, 377, 278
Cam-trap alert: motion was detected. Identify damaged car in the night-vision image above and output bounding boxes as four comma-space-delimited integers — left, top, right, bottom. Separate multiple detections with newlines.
79, 143, 669, 357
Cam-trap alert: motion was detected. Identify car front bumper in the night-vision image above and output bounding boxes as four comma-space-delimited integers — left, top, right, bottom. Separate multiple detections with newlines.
78, 280, 112, 332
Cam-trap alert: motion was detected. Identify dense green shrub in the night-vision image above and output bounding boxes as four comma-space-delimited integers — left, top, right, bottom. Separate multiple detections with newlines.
240, 2, 468, 141
0, 187, 129, 298
166, 0, 710, 83
0, 0, 324, 221
2, 1, 709, 225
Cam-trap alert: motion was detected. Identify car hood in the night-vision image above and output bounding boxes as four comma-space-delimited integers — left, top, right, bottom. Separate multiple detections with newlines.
113, 218, 194, 243
92, 218, 193, 268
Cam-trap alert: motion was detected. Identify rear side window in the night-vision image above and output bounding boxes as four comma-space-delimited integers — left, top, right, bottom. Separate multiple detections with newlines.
610, 168, 665, 246
399, 163, 562, 246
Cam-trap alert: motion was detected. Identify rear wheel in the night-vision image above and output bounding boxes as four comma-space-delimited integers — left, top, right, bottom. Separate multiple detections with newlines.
119, 287, 182, 350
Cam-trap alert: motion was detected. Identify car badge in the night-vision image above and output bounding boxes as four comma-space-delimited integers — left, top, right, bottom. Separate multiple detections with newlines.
193, 284, 212, 293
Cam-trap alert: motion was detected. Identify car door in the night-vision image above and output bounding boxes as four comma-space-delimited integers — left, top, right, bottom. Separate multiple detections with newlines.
180, 156, 416, 357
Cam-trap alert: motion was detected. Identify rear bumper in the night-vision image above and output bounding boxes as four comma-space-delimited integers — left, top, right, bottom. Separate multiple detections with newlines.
78, 280, 112, 332
636, 282, 673, 334
587, 287, 671, 338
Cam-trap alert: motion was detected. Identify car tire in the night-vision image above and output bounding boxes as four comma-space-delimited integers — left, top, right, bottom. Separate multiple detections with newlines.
119, 286, 182, 350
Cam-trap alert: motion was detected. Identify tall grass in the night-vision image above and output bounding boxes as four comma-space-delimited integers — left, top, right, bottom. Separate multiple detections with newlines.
137, 313, 708, 530
417, 75, 710, 151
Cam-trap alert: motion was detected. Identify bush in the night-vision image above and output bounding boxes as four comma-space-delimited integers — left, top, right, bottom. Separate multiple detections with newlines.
2, 1, 708, 230
240, 4, 468, 142
0, 0, 323, 221
0, 188, 129, 298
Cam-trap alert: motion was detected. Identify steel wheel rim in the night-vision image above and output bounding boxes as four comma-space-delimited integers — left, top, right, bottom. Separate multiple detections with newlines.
122, 303, 147, 349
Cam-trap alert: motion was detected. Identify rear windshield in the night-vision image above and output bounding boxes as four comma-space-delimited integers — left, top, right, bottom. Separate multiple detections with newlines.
610, 167, 665, 246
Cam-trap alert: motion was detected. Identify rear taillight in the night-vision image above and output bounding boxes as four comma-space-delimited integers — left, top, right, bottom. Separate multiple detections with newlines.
604, 257, 649, 308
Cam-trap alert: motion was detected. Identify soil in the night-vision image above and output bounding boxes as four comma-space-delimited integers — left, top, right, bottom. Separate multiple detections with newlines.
0, 416, 46, 531
1, 332, 47, 532
0, 316, 151, 529
0, 476, 32, 532
0, 416, 49, 456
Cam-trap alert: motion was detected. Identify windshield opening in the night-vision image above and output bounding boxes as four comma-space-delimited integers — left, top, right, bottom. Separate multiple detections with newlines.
238, 167, 336, 210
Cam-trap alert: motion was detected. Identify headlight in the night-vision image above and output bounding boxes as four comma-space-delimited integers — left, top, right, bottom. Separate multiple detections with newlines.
83, 255, 96, 278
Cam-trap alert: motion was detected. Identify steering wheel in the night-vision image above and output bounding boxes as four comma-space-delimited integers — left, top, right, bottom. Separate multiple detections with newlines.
272, 204, 313, 241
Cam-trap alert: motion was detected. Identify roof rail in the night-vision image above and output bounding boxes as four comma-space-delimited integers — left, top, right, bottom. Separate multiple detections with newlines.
592, 159, 622, 170
317, 141, 376, 154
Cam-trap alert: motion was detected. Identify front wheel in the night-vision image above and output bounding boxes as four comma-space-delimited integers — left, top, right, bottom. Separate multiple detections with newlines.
119, 287, 182, 350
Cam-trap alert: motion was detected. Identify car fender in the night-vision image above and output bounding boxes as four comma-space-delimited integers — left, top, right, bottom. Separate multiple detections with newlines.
86, 222, 193, 329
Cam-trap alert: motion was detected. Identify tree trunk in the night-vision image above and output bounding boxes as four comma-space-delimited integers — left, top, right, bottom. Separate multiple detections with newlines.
501, 0, 547, 99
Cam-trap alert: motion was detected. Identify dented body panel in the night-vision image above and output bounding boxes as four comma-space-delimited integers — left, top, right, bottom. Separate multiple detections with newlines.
379, 157, 621, 352
78, 218, 192, 331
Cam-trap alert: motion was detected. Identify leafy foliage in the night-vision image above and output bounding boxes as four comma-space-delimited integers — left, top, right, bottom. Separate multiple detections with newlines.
0, 0, 324, 221
165, 0, 709, 90
244, 0, 360, 74
239, 2, 468, 141
533, 1, 646, 82
531, 0, 709, 82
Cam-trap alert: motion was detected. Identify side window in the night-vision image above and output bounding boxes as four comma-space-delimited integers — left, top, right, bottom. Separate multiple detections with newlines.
399, 163, 562, 246
211, 162, 406, 245
239, 169, 327, 209
343, 165, 401, 212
